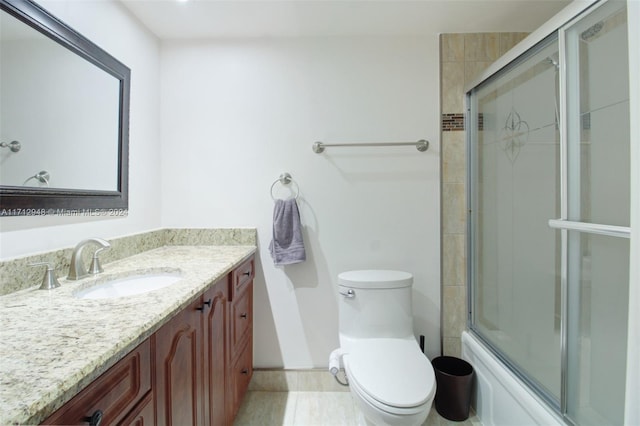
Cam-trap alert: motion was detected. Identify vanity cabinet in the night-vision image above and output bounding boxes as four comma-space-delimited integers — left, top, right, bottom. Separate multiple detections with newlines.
228, 257, 254, 422
42, 339, 153, 425
41, 255, 254, 426
154, 258, 254, 426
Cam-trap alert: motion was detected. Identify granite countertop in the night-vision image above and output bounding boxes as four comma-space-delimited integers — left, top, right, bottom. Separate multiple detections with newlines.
0, 244, 256, 425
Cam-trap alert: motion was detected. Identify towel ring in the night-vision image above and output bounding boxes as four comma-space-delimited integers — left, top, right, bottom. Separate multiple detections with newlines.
270, 173, 299, 200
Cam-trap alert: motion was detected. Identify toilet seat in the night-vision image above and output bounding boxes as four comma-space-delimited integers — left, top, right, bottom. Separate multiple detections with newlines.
343, 338, 435, 415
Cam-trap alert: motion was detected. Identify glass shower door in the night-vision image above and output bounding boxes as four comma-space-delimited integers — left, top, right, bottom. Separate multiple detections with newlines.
468, 34, 563, 405
560, 1, 630, 424
468, 1, 631, 420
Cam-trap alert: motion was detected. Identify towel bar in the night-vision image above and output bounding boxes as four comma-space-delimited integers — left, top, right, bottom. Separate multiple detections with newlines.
312, 139, 429, 154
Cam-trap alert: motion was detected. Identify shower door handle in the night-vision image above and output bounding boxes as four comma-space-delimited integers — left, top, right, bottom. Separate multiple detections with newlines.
548, 219, 630, 239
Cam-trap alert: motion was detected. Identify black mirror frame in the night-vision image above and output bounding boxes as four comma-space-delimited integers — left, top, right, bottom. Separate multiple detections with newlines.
0, 0, 130, 216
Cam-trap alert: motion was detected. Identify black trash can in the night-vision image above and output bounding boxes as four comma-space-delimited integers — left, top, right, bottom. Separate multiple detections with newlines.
432, 356, 474, 421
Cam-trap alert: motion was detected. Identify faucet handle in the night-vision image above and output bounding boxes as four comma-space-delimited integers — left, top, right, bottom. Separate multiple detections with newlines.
68, 237, 111, 280
29, 262, 61, 290
88, 246, 110, 275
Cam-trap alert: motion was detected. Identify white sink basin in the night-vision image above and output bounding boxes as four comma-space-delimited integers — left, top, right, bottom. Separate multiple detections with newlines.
74, 270, 183, 300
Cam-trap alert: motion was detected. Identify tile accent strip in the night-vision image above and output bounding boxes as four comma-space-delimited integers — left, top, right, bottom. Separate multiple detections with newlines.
442, 113, 465, 131
441, 113, 485, 132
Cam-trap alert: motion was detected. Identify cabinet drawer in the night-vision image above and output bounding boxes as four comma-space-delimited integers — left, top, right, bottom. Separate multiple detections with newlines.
43, 339, 152, 426
116, 391, 154, 426
230, 282, 252, 356
231, 257, 254, 301
229, 340, 253, 422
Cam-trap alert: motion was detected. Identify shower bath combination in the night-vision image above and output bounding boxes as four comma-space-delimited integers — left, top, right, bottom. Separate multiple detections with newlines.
465, 0, 631, 425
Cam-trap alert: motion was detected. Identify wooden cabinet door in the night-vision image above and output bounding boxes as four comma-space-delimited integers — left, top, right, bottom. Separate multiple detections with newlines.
202, 277, 230, 426
154, 298, 205, 426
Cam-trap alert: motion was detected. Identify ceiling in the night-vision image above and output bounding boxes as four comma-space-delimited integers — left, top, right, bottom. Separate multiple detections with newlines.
119, 0, 574, 40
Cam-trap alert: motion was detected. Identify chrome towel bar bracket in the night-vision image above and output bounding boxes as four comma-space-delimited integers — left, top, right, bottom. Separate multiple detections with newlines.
0, 140, 21, 153
312, 139, 429, 154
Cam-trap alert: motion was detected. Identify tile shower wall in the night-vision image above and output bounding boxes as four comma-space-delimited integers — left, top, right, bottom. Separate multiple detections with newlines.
440, 32, 528, 357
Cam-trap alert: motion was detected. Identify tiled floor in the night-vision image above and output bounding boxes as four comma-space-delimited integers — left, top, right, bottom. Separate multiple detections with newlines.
234, 390, 482, 426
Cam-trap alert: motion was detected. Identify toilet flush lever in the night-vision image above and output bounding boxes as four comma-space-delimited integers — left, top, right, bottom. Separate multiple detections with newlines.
339, 288, 355, 298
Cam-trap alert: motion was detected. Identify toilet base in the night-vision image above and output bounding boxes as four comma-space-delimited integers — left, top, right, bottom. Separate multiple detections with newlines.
349, 379, 432, 426
352, 399, 432, 426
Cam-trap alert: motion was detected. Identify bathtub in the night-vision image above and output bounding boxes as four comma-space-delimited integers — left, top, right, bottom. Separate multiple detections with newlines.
461, 331, 564, 426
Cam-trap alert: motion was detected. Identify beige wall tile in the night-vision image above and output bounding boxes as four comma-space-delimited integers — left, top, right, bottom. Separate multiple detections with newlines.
442, 234, 466, 287
443, 337, 462, 358
441, 62, 465, 113
440, 33, 528, 367
464, 61, 493, 86
500, 32, 530, 55
464, 33, 499, 62
442, 131, 466, 184
441, 33, 465, 62
442, 183, 466, 234
442, 285, 467, 338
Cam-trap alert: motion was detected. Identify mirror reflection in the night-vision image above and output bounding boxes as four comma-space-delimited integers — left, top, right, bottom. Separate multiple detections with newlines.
0, 9, 121, 191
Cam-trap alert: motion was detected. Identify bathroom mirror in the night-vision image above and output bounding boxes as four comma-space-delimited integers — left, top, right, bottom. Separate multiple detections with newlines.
0, 0, 130, 216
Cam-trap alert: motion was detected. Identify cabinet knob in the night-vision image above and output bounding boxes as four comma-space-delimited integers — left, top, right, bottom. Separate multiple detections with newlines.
243, 270, 251, 276
240, 313, 248, 319
84, 409, 103, 426
241, 368, 249, 375
203, 298, 212, 307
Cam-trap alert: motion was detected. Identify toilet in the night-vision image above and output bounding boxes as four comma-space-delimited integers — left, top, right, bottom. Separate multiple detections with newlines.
333, 270, 436, 426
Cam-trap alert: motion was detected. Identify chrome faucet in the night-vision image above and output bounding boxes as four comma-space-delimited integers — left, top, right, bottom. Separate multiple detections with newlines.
67, 238, 111, 280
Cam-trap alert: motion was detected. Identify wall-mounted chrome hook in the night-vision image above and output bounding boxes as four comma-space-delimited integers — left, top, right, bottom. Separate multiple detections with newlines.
0, 140, 21, 153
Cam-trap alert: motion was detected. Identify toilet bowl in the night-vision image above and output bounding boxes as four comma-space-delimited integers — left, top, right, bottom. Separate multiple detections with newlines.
334, 270, 436, 426
344, 338, 435, 426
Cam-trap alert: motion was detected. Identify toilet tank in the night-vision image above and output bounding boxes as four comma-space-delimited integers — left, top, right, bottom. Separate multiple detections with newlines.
338, 270, 414, 339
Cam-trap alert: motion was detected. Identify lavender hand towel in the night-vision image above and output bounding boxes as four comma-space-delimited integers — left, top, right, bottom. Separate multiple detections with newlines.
269, 198, 306, 265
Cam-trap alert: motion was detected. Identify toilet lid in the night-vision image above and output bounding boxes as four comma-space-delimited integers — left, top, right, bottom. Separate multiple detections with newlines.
344, 338, 435, 408
338, 270, 412, 289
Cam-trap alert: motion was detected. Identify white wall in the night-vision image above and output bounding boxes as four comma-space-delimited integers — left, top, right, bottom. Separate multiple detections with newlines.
160, 36, 441, 368
0, 0, 162, 259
